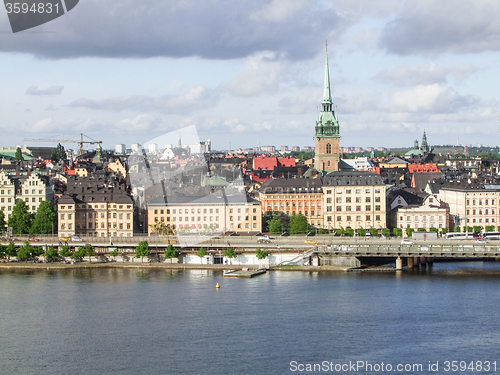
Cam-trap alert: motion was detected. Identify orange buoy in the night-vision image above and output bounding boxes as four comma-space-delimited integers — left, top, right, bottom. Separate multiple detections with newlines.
216, 283, 220, 289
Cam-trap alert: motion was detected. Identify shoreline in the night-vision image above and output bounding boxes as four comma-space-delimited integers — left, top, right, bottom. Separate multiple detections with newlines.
0, 261, 351, 272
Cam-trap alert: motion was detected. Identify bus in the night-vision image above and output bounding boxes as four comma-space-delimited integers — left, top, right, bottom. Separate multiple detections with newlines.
445, 233, 474, 240
482, 232, 500, 240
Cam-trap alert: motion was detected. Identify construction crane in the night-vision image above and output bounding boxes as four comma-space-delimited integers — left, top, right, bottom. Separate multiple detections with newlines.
23, 133, 102, 154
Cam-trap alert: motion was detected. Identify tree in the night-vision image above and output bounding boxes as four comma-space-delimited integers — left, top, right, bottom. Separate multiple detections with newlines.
441, 228, 449, 235
50, 143, 66, 163
5, 242, 17, 259
334, 228, 345, 236
135, 240, 150, 263
31, 201, 57, 235
0, 210, 6, 233
345, 228, 355, 237
473, 226, 482, 233
109, 248, 118, 260
196, 247, 207, 264
382, 228, 391, 237
255, 247, 269, 267
8, 200, 33, 234
45, 247, 59, 262
454, 226, 461, 233
17, 241, 35, 260
357, 228, 366, 237
369, 228, 379, 237
83, 243, 95, 263
268, 217, 282, 234
0, 244, 5, 258
485, 226, 495, 232
71, 247, 86, 261
406, 228, 414, 238
429, 228, 439, 233
463, 226, 473, 233
59, 245, 72, 258
417, 228, 426, 232
164, 244, 180, 263
288, 213, 309, 235
224, 248, 237, 264
393, 228, 403, 237
317, 228, 329, 234
15, 147, 24, 161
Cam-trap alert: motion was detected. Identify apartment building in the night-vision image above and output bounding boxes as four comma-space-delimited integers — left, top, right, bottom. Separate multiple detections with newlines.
392, 194, 449, 231
322, 171, 386, 230
58, 177, 134, 238
147, 192, 262, 235
257, 178, 324, 227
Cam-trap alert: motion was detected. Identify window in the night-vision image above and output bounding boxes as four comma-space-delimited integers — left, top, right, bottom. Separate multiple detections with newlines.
327, 198, 332, 203
346, 197, 351, 203
375, 197, 381, 202
366, 205, 371, 211
375, 205, 380, 211
356, 215, 361, 221
336, 206, 341, 212
375, 189, 381, 194
346, 189, 351, 194
366, 197, 371, 203
337, 216, 341, 221
365, 189, 370, 194
356, 206, 361, 211
356, 197, 361, 203
326, 143, 332, 153
347, 216, 351, 221
356, 189, 361, 194
346, 206, 351, 211
376, 215, 381, 220
366, 215, 371, 220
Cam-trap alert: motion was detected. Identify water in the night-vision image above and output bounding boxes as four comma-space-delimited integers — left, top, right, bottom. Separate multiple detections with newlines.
1, 262, 500, 374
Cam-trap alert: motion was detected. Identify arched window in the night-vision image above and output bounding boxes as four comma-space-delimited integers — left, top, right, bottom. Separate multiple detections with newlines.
327, 161, 331, 167
326, 143, 332, 154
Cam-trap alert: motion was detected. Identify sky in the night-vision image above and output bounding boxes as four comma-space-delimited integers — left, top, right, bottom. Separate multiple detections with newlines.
1, 0, 500, 152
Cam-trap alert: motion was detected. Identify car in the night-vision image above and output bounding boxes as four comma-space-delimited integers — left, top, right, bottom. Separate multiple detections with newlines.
472, 238, 486, 242
257, 235, 271, 243
401, 239, 413, 245
28, 237, 39, 242
305, 240, 318, 245
59, 237, 71, 242
281, 232, 290, 237
71, 235, 83, 242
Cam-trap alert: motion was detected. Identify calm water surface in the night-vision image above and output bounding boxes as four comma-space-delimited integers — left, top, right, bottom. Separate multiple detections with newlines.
1, 262, 500, 374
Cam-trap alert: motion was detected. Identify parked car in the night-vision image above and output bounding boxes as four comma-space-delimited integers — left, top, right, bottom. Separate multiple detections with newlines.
257, 235, 271, 243
401, 239, 413, 245
71, 235, 83, 242
59, 236, 71, 242
28, 237, 39, 242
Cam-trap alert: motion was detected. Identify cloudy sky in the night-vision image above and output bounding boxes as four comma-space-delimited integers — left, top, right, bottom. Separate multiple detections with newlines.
1, 0, 500, 151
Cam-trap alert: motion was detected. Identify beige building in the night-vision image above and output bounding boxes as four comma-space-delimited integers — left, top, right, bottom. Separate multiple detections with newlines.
0, 171, 53, 220
257, 178, 324, 227
322, 171, 386, 231
439, 181, 500, 229
392, 194, 449, 232
58, 177, 134, 238
0, 171, 16, 220
147, 192, 262, 235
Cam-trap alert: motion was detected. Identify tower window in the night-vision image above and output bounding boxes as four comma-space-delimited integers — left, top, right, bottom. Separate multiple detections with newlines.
326, 143, 332, 154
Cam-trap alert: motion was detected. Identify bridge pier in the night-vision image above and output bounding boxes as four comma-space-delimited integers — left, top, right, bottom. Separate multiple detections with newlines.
427, 257, 433, 265
414, 256, 420, 267
407, 257, 414, 269
420, 256, 427, 267
396, 257, 403, 270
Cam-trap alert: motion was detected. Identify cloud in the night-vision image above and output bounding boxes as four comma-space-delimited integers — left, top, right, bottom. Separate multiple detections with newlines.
379, 0, 500, 55
386, 84, 480, 114
114, 114, 162, 132
223, 52, 284, 97
374, 63, 478, 86
0, 0, 343, 60
26, 85, 64, 96
69, 86, 220, 114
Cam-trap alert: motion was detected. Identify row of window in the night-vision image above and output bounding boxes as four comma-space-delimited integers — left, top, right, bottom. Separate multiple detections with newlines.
327, 197, 381, 203
325, 189, 382, 194
60, 222, 132, 230
467, 218, 496, 223
466, 199, 496, 206
466, 209, 496, 215
328, 205, 382, 212
326, 215, 382, 222
266, 201, 321, 208
399, 216, 444, 222
154, 215, 258, 223
60, 212, 132, 220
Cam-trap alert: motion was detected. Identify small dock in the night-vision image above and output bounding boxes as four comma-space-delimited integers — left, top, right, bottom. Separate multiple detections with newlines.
224, 268, 267, 278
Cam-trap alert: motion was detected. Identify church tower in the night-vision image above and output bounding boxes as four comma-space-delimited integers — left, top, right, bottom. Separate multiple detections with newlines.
314, 44, 340, 172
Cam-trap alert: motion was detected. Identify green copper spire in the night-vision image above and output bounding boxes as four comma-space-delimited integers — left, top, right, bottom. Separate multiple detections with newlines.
323, 43, 332, 103
315, 41, 339, 138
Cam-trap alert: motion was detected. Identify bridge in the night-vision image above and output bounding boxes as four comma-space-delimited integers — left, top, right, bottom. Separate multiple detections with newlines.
3, 235, 500, 269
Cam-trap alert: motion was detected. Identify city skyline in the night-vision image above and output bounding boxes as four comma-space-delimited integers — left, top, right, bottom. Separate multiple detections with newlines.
1, 1, 500, 150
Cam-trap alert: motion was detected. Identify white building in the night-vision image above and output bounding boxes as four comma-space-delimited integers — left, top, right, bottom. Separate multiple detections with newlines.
115, 144, 126, 154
